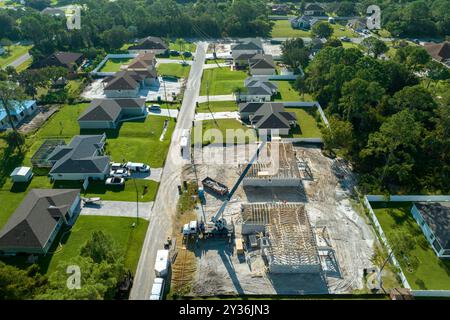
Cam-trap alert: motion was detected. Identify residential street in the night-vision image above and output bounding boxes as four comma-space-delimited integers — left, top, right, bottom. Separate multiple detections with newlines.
6, 52, 31, 69
129, 42, 207, 300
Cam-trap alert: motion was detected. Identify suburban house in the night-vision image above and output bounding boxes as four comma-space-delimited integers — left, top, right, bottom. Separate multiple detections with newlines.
127, 52, 157, 72
41, 7, 66, 16
239, 102, 297, 135
347, 18, 367, 33
424, 42, 450, 66
34, 51, 83, 72
78, 98, 146, 129
47, 134, 110, 181
411, 202, 450, 258
103, 69, 156, 98
249, 54, 276, 75
128, 36, 169, 55
0, 100, 38, 130
231, 38, 264, 61
291, 15, 319, 30
237, 77, 278, 102
271, 4, 290, 15
0, 189, 80, 255
303, 3, 326, 16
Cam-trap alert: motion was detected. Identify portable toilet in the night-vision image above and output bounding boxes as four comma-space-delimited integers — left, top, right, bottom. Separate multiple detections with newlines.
235, 238, 244, 255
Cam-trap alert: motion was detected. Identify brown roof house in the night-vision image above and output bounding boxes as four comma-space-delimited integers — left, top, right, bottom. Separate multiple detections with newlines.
424, 42, 450, 66
78, 98, 146, 129
0, 189, 80, 255
128, 36, 169, 55
35, 51, 83, 72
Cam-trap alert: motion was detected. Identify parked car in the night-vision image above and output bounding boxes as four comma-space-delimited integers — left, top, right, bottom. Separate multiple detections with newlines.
149, 278, 165, 300
126, 162, 150, 172
106, 177, 125, 186
111, 162, 126, 171
340, 36, 351, 42
149, 104, 161, 111
110, 168, 129, 178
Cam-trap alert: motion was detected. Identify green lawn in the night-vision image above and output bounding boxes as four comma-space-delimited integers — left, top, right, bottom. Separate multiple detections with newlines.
193, 119, 257, 146
169, 41, 196, 53
270, 20, 357, 38
158, 63, 191, 78
0, 45, 32, 68
272, 80, 312, 101
282, 108, 323, 138
15, 57, 33, 72
99, 58, 132, 72
205, 59, 226, 65
28, 104, 175, 168
46, 216, 149, 274
200, 68, 247, 96
196, 101, 238, 113
372, 202, 450, 290
271, 20, 310, 38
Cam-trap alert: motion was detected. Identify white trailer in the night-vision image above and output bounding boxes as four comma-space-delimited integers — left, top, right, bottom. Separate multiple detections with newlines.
149, 278, 165, 300
154, 249, 169, 277
180, 129, 190, 159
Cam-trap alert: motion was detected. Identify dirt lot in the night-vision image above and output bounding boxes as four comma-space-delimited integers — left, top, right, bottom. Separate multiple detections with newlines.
181, 144, 378, 296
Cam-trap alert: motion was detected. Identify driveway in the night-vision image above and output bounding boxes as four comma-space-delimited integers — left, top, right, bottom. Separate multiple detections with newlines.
129, 41, 208, 300
130, 168, 163, 182
7, 52, 31, 69
197, 94, 235, 103
194, 111, 239, 121
203, 63, 229, 69
147, 108, 178, 118
80, 200, 153, 220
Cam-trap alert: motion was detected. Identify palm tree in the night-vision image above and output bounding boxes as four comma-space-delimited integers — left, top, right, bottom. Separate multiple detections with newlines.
0, 81, 26, 153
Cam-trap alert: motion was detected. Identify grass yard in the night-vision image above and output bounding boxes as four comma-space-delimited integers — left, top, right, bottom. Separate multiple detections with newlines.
193, 119, 257, 146
0, 44, 32, 68
205, 59, 226, 65
282, 108, 323, 138
196, 101, 238, 113
99, 58, 132, 72
331, 23, 358, 38
272, 80, 313, 102
169, 41, 197, 53
200, 68, 247, 96
46, 216, 149, 274
15, 57, 33, 72
158, 63, 191, 78
27, 104, 175, 168
372, 202, 450, 290
270, 20, 310, 38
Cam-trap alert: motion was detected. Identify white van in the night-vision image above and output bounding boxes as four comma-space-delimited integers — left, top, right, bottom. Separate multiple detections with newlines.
149, 278, 165, 300
126, 162, 150, 172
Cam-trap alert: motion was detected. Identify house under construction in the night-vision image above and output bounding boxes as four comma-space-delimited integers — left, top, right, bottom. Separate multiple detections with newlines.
241, 139, 302, 187
241, 203, 321, 274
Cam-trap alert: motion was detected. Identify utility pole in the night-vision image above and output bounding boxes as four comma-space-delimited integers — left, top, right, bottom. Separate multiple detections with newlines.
133, 178, 139, 226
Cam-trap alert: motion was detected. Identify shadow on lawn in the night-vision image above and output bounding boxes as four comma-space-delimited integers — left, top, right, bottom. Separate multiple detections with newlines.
0, 135, 25, 188
52, 180, 125, 195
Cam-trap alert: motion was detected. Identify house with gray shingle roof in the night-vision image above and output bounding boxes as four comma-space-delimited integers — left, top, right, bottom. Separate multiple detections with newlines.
411, 202, 450, 258
78, 98, 146, 129
47, 134, 110, 181
128, 36, 169, 55
238, 77, 278, 102
0, 189, 80, 255
249, 54, 276, 75
231, 38, 264, 60
239, 102, 297, 135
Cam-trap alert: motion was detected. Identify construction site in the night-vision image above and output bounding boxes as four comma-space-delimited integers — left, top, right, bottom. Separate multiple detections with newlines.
176, 141, 378, 296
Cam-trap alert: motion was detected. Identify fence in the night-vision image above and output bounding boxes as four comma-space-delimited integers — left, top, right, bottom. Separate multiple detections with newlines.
363, 194, 450, 297
282, 101, 330, 128
90, 53, 138, 77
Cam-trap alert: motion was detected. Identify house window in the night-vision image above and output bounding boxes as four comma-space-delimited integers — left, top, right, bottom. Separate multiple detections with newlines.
443, 250, 450, 256
20, 111, 24, 117
432, 239, 442, 253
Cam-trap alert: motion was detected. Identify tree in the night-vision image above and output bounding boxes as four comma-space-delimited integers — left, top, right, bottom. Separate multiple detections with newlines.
394, 45, 431, 72
281, 38, 309, 69
80, 231, 122, 264
336, 1, 356, 17
324, 38, 343, 48
0, 81, 26, 152
175, 38, 186, 53
101, 26, 131, 50
425, 60, 450, 88
311, 21, 334, 39
361, 36, 388, 58
321, 116, 354, 156
0, 263, 48, 300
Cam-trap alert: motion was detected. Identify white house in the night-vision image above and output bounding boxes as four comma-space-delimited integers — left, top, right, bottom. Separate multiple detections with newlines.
0, 100, 38, 130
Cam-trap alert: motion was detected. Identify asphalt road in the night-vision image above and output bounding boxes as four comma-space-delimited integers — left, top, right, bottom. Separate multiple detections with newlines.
129, 42, 207, 300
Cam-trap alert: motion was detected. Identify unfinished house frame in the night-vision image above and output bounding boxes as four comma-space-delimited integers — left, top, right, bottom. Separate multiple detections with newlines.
241, 203, 321, 274
241, 140, 302, 187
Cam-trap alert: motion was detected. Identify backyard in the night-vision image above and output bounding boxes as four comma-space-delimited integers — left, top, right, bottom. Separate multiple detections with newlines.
200, 68, 247, 96
0, 44, 32, 68
272, 80, 313, 101
372, 202, 450, 290
158, 63, 191, 78
196, 101, 238, 113
169, 41, 197, 53
99, 57, 132, 72
282, 107, 323, 138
